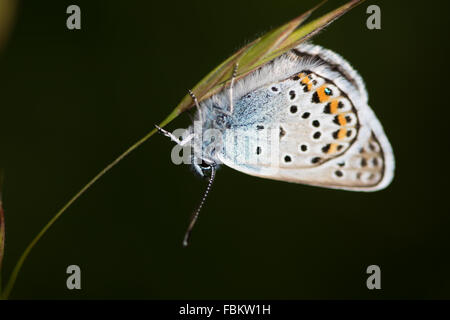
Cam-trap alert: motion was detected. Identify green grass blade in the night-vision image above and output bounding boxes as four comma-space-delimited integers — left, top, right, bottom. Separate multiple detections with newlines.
237, 0, 327, 71
278, 0, 364, 56
240, 0, 366, 78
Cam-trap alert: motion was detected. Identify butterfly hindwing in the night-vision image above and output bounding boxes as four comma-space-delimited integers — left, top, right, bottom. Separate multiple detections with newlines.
215, 43, 394, 191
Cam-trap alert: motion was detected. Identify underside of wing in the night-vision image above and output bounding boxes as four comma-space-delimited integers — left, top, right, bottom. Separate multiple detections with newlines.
211, 43, 394, 191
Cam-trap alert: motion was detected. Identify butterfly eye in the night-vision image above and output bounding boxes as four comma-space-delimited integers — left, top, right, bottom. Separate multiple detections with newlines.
216, 115, 225, 125
216, 114, 231, 129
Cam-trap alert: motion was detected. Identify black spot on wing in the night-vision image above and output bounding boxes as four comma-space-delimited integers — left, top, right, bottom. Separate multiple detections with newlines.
312, 92, 320, 103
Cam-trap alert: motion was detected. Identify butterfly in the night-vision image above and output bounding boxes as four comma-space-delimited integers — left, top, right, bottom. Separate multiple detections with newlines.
157, 42, 394, 246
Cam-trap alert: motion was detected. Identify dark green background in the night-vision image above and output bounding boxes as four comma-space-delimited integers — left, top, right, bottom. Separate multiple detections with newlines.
0, 0, 448, 299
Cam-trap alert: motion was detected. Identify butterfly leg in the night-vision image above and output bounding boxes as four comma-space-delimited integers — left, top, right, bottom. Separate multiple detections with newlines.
188, 89, 203, 124
228, 62, 239, 114
210, 63, 238, 118
154, 125, 193, 146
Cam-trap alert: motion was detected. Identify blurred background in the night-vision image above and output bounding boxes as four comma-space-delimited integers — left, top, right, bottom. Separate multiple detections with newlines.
0, 0, 449, 299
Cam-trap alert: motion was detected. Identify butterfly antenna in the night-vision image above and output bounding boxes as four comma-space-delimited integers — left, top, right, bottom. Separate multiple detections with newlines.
183, 164, 216, 247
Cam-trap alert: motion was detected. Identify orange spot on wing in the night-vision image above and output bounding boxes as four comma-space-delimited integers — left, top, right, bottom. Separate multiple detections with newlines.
337, 128, 347, 140
317, 85, 331, 103
300, 76, 312, 91
330, 99, 339, 114
328, 143, 338, 154
337, 114, 347, 126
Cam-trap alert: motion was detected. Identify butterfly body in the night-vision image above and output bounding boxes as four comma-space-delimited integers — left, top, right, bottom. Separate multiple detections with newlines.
188, 43, 394, 191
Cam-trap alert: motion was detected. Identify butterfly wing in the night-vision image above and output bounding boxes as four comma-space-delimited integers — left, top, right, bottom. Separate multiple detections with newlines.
216, 43, 394, 191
